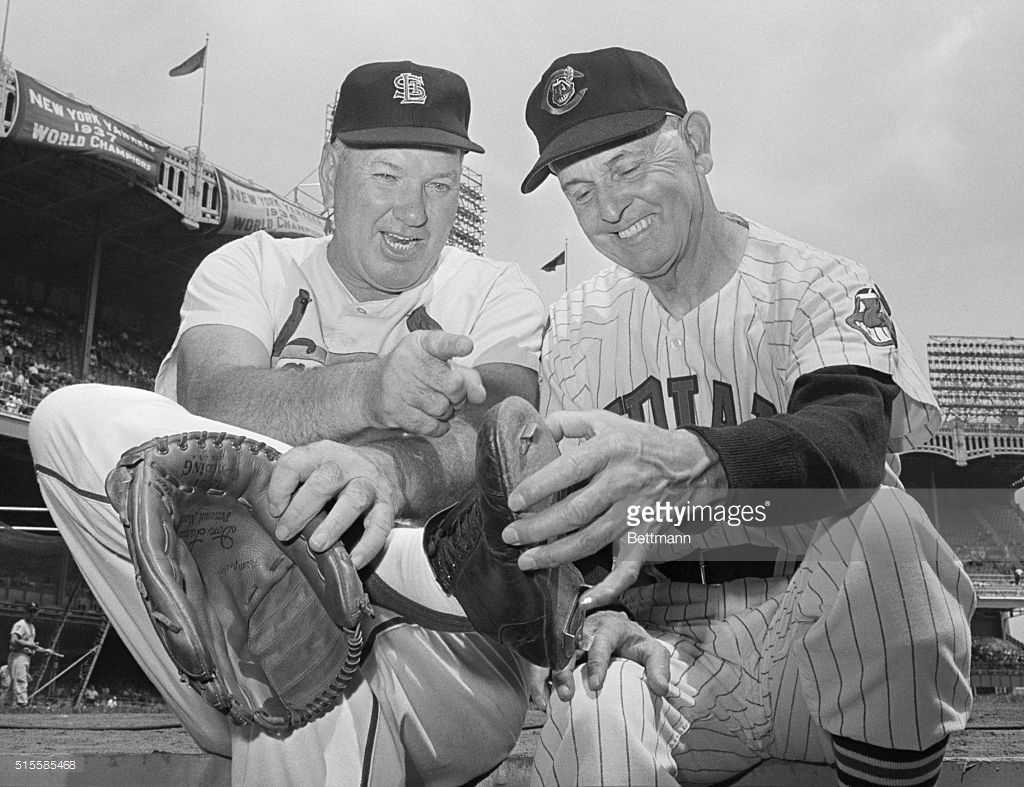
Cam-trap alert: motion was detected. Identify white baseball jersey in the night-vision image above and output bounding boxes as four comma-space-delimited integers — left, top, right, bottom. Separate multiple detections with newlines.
155, 230, 544, 399
9, 619, 35, 653
532, 217, 973, 786
541, 216, 941, 560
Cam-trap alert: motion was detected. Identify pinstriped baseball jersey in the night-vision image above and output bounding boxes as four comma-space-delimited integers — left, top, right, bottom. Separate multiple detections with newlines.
540, 216, 941, 560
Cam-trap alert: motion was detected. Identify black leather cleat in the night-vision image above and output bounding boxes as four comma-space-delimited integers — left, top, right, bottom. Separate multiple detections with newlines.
424, 396, 586, 671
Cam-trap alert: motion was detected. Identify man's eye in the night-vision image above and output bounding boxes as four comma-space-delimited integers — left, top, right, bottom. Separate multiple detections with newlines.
571, 189, 593, 205
427, 182, 453, 194
374, 172, 397, 182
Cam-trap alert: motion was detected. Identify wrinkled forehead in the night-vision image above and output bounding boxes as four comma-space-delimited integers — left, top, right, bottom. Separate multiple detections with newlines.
335, 143, 465, 180
552, 123, 664, 183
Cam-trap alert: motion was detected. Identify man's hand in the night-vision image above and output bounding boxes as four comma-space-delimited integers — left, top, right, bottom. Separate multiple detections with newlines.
268, 441, 405, 569
504, 410, 724, 607
365, 331, 487, 438
551, 610, 696, 707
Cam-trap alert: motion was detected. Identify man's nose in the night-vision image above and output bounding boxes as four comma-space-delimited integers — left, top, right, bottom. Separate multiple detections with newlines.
597, 184, 632, 225
393, 186, 428, 227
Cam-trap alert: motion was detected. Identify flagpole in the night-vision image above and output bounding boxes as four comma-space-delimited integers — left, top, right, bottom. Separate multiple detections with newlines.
0, 0, 13, 76
195, 34, 209, 161
180, 35, 208, 229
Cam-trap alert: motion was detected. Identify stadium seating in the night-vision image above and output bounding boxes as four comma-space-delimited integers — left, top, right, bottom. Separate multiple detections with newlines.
0, 294, 165, 416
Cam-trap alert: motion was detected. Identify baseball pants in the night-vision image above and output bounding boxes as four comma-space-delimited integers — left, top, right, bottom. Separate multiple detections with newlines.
533, 486, 975, 786
4, 653, 30, 707
29, 384, 527, 787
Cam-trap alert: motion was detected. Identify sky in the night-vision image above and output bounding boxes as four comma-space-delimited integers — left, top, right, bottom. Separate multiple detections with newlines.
2, 0, 1022, 366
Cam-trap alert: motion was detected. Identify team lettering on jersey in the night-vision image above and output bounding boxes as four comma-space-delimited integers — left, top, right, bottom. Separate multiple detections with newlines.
602, 374, 777, 429
270, 291, 443, 371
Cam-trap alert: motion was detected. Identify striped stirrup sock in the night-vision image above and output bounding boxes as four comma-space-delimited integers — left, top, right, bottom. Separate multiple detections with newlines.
832, 735, 947, 787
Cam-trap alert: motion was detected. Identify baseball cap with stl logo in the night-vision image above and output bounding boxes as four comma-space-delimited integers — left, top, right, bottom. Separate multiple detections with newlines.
330, 60, 484, 154
522, 47, 687, 193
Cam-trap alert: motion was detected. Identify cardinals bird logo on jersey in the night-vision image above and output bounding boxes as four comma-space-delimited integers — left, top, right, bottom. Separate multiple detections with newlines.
846, 286, 897, 348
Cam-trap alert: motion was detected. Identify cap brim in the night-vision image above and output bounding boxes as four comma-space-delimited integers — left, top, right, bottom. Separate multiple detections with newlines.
334, 126, 484, 154
520, 109, 667, 193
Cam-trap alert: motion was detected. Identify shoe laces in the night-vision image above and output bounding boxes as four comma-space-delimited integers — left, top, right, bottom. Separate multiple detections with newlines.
426, 492, 482, 594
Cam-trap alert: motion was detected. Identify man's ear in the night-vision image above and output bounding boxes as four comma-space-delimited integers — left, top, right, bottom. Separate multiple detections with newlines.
318, 141, 338, 205
681, 111, 713, 175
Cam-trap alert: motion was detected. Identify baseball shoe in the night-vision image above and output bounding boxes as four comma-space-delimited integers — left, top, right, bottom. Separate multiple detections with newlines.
424, 396, 585, 671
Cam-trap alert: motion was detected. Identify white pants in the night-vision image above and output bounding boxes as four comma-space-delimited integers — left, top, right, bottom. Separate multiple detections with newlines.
532, 486, 975, 786
29, 384, 527, 787
4, 653, 30, 706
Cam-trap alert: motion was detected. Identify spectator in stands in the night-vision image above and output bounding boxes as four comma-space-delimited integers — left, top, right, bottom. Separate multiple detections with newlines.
1015, 567, 1023, 586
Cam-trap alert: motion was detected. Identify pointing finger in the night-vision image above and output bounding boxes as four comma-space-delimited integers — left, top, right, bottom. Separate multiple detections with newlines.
419, 331, 474, 362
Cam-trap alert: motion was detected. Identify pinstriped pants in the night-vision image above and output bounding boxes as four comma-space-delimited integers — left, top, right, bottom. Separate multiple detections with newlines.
532, 486, 975, 786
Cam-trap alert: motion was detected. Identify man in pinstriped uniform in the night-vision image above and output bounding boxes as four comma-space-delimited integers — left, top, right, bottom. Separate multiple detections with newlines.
508, 47, 974, 786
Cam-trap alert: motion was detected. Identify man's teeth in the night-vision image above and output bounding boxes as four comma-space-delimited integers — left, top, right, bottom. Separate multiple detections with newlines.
383, 233, 416, 250
618, 216, 652, 239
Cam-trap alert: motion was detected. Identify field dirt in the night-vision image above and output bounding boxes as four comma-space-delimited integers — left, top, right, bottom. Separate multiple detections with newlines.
1, 697, 1022, 759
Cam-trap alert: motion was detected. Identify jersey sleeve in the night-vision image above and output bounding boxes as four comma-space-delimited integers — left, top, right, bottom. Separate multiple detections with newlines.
153, 233, 281, 399
786, 256, 940, 452
462, 263, 546, 371
541, 289, 602, 416
175, 233, 278, 351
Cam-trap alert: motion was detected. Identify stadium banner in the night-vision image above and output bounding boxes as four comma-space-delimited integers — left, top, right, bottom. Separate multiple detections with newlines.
9, 71, 168, 183
217, 169, 325, 238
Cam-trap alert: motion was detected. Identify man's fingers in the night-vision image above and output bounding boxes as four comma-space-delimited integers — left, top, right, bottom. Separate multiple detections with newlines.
515, 505, 624, 569
583, 624, 618, 692
348, 500, 396, 569
634, 640, 672, 698
551, 666, 576, 703
451, 365, 486, 405
507, 442, 608, 514
267, 444, 325, 518
273, 456, 352, 540
544, 410, 601, 443
419, 330, 473, 362
579, 562, 642, 609
416, 389, 458, 420
518, 659, 551, 711
307, 476, 377, 551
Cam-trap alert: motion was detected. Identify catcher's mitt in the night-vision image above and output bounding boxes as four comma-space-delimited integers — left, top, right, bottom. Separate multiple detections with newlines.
105, 431, 371, 734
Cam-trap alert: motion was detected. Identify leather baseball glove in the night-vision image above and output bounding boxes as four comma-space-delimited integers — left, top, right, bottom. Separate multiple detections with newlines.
105, 431, 371, 734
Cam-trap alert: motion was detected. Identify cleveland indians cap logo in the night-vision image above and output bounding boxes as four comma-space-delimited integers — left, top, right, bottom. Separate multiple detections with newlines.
544, 65, 586, 115
846, 287, 897, 348
393, 72, 427, 104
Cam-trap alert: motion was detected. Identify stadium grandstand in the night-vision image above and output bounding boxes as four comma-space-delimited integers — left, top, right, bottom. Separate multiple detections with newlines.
901, 336, 1024, 692
0, 61, 488, 704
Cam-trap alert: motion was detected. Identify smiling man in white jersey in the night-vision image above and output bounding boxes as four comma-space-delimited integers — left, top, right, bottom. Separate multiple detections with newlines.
506, 47, 974, 787
29, 60, 549, 786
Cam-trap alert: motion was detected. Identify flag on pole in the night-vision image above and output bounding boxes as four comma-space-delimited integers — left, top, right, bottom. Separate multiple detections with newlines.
169, 45, 207, 77
541, 250, 565, 272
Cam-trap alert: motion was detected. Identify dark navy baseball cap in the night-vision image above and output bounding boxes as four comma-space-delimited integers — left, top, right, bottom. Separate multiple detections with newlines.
331, 60, 484, 154
522, 48, 687, 193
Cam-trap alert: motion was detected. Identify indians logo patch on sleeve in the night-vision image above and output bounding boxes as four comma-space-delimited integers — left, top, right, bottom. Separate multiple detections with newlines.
845, 286, 897, 348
